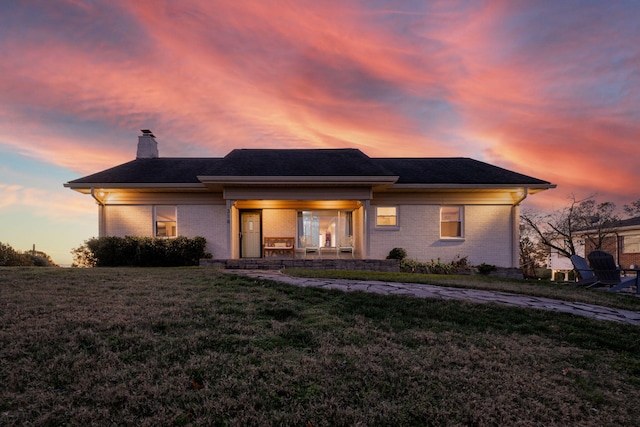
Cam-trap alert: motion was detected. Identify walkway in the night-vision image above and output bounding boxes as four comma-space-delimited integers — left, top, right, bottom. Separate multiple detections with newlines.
231, 270, 640, 326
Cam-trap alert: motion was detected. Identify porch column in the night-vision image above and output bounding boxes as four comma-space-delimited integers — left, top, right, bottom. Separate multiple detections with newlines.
511, 203, 520, 268
98, 204, 106, 237
226, 199, 233, 259
363, 199, 371, 259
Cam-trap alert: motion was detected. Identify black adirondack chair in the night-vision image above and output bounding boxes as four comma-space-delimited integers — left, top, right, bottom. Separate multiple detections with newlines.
587, 250, 640, 294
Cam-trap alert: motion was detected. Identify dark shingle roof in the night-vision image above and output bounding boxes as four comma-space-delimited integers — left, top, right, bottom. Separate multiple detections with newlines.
66, 149, 552, 187
206, 148, 392, 176
67, 158, 224, 184
615, 216, 640, 228
374, 158, 550, 185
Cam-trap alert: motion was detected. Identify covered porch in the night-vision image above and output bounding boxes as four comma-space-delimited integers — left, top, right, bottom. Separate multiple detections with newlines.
227, 199, 369, 260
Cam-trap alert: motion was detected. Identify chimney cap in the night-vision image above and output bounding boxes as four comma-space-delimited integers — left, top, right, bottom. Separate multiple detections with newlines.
140, 129, 156, 137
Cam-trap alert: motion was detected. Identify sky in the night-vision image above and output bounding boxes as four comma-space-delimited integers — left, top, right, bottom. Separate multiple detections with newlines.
1, 0, 639, 266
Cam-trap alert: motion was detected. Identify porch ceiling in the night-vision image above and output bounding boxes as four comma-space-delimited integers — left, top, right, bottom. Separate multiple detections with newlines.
234, 200, 361, 209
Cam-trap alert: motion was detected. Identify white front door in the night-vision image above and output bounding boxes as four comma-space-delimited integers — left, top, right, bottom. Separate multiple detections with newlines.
241, 211, 261, 258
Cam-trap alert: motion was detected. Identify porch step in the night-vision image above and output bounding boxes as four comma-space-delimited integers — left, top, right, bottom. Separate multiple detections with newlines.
200, 258, 400, 272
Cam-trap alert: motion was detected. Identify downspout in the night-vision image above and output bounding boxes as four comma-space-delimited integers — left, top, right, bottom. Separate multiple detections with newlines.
511, 188, 529, 268
363, 199, 371, 259
90, 187, 106, 237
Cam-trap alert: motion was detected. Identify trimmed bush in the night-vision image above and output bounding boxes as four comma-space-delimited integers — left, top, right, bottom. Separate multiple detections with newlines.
477, 263, 498, 275
386, 247, 407, 260
72, 236, 208, 267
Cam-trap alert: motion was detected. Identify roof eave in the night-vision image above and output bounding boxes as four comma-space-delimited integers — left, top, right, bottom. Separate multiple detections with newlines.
197, 175, 399, 186
385, 183, 556, 192
63, 182, 208, 194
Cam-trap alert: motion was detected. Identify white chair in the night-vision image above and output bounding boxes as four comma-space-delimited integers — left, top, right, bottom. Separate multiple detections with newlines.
299, 236, 319, 259
338, 236, 354, 259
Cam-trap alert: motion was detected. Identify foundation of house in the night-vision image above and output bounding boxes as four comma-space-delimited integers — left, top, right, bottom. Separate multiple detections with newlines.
199, 258, 401, 272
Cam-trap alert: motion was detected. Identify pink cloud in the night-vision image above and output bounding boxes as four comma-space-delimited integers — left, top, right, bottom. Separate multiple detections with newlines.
0, 183, 94, 220
1, 0, 638, 211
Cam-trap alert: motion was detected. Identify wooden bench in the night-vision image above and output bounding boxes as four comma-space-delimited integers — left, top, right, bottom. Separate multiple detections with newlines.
263, 237, 295, 258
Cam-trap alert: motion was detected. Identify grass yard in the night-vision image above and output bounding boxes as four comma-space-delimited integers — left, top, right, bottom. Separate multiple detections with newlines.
1, 267, 639, 426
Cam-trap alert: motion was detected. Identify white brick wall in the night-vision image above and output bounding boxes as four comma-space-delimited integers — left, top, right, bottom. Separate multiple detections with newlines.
103, 203, 515, 266
104, 205, 153, 237
104, 204, 227, 259
369, 204, 514, 267
262, 209, 297, 240
177, 205, 227, 259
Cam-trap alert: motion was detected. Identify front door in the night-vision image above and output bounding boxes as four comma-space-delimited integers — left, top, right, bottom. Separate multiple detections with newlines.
241, 211, 262, 258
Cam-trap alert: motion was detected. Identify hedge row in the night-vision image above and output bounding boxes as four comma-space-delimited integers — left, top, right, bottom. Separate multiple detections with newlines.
72, 236, 210, 267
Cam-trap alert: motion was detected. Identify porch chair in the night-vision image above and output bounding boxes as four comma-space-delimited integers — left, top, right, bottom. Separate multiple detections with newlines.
299, 236, 319, 259
586, 250, 640, 294
338, 235, 354, 259
569, 255, 598, 287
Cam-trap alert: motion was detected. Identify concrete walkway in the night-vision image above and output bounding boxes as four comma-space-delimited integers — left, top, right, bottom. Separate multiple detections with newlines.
230, 269, 640, 326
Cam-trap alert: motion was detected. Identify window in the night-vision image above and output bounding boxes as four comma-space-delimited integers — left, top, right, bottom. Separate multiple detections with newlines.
440, 206, 462, 238
298, 210, 353, 248
155, 206, 177, 237
376, 207, 397, 227
623, 235, 640, 253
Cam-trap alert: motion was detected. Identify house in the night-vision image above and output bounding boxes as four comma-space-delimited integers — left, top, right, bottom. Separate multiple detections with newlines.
64, 131, 555, 267
583, 216, 640, 268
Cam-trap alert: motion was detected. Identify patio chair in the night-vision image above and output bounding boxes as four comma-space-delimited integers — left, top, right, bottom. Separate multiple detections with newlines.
569, 255, 598, 287
299, 236, 319, 259
587, 250, 640, 294
338, 236, 354, 259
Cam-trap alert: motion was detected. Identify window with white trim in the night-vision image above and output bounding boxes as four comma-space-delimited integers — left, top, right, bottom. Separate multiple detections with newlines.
376, 206, 397, 227
155, 206, 177, 237
440, 206, 463, 238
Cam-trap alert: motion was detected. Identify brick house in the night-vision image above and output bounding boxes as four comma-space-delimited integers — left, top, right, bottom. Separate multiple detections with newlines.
583, 216, 640, 268
64, 131, 555, 267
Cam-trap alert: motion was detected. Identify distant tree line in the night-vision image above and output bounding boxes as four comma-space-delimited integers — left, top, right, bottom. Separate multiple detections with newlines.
0, 242, 57, 267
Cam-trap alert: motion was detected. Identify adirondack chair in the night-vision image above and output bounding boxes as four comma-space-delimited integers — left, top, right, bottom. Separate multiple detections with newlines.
587, 250, 640, 294
569, 255, 598, 287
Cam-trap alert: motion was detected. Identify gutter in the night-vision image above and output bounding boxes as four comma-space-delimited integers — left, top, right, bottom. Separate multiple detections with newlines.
512, 188, 529, 268
91, 187, 106, 236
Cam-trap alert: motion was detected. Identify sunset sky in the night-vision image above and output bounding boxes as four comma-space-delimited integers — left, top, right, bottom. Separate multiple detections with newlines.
1, 0, 639, 265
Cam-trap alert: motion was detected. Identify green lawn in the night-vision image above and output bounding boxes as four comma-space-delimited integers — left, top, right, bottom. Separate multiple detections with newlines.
1, 267, 639, 426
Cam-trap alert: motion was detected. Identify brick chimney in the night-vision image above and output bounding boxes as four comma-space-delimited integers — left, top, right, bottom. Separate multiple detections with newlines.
136, 129, 159, 159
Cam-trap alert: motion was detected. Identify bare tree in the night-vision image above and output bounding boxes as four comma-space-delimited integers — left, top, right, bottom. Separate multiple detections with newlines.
624, 199, 640, 217
519, 222, 549, 278
520, 195, 620, 260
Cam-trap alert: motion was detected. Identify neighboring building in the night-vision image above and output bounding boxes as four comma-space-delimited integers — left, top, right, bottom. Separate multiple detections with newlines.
583, 216, 640, 268
548, 244, 586, 281
64, 131, 555, 267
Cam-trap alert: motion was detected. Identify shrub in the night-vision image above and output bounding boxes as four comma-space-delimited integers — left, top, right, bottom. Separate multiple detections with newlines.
399, 256, 470, 274
386, 248, 407, 260
72, 236, 208, 267
450, 255, 469, 269
477, 263, 498, 275
0, 242, 29, 266
0, 242, 57, 266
